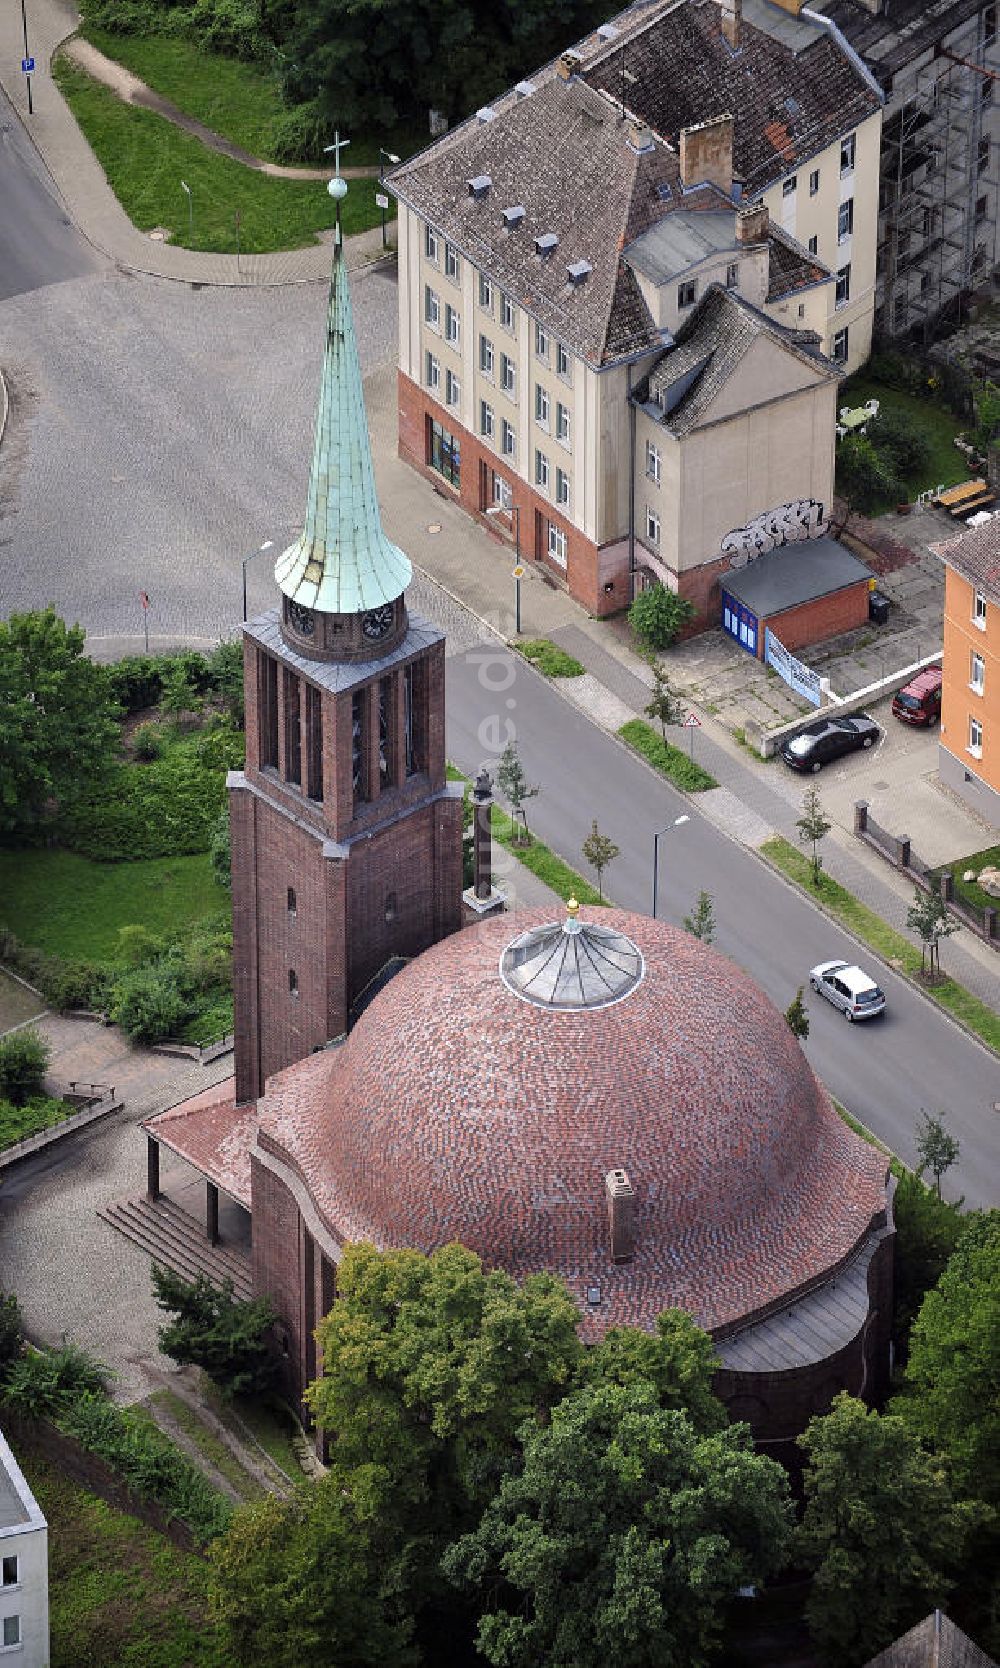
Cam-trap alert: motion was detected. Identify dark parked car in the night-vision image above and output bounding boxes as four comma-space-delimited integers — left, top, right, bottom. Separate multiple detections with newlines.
781, 713, 880, 772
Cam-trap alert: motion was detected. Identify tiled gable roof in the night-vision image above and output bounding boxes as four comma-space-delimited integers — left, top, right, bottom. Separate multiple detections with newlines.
584, 0, 880, 194
390, 75, 668, 366
818, 0, 984, 83
767, 222, 830, 298
864, 1612, 999, 1668
638, 283, 831, 435
933, 518, 1000, 604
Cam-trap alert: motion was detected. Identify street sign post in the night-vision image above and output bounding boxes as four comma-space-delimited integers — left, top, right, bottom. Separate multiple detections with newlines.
512, 565, 525, 637
682, 710, 701, 760
21, 58, 34, 72
139, 590, 150, 653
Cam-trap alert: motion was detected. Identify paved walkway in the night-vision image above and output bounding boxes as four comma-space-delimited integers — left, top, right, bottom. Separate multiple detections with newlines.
0, 0, 385, 282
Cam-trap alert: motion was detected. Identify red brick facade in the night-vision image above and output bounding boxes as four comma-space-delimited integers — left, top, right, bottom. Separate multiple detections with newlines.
762, 581, 871, 659
231, 626, 463, 1104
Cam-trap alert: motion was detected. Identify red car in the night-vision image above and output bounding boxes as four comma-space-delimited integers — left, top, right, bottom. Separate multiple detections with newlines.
891, 667, 942, 727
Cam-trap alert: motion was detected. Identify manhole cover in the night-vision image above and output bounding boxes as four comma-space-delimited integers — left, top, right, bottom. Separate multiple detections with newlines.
426, 523, 442, 535
872, 780, 889, 791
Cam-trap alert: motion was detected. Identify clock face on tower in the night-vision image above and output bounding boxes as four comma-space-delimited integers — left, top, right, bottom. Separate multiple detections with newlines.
362, 603, 394, 642
288, 601, 315, 637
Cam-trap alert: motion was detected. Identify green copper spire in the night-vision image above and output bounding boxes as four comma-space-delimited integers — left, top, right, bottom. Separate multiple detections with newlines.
275, 172, 411, 615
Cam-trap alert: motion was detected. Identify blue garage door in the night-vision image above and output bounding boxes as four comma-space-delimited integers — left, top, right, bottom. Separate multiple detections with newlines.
721, 591, 758, 655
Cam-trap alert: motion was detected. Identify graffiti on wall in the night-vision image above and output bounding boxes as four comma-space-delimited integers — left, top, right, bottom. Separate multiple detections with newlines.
721, 499, 829, 569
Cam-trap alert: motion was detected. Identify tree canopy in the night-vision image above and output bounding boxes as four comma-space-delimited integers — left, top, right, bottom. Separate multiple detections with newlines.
0, 607, 120, 839
445, 1379, 792, 1668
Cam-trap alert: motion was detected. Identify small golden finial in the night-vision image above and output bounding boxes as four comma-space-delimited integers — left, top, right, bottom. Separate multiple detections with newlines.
566, 897, 580, 917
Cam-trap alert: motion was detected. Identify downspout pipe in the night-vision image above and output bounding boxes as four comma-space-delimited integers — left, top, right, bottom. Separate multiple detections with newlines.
627, 363, 637, 603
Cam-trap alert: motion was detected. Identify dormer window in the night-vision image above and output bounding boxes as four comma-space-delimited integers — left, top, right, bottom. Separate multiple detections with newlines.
567, 259, 591, 285
535, 232, 559, 257
502, 205, 525, 230
468, 175, 491, 200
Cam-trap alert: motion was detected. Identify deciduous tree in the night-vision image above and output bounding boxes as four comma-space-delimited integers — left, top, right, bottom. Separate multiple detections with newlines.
906, 886, 958, 978
683, 890, 715, 944
152, 1265, 279, 1398
577, 1309, 727, 1434
445, 1380, 792, 1668
914, 1109, 960, 1199
497, 739, 539, 841
644, 658, 682, 738
581, 819, 619, 899
785, 987, 810, 1040
796, 785, 831, 886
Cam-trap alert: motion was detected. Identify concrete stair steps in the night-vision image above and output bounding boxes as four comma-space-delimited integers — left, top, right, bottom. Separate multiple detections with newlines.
99, 1195, 253, 1301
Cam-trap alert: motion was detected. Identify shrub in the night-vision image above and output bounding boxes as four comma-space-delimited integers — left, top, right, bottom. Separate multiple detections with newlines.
40, 958, 110, 1013
2, 1341, 109, 1418
628, 584, 695, 652
0, 1028, 50, 1106
892, 1171, 966, 1363
618, 719, 717, 791
105, 654, 168, 713
972, 380, 1000, 453
867, 409, 932, 479
152, 1265, 280, 1399
207, 639, 246, 727
0, 1292, 23, 1377
191, 715, 245, 772
210, 807, 232, 890
0, 1096, 70, 1149
108, 962, 190, 1043
517, 639, 585, 678
836, 433, 901, 512
132, 721, 165, 762
115, 924, 165, 968
269, 99, 331, 164
59, 742, 230, 860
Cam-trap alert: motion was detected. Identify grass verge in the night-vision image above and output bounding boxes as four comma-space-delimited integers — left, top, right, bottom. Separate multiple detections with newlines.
516, 639, 585, 678
0, 1096, 73, 1150
490, 805, 605, 906
148, 1390, 265, 1500
762, 836, 1000, 1053
935, 842, 1000, 916
18, 1443, 227, 1668
618, 718, 718, 792
53, 58, 385, 252
0, 850, 225, 962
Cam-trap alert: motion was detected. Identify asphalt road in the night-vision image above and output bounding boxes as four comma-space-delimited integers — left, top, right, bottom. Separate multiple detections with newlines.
446, 644, 1000, 1209
0, 85, 98, 300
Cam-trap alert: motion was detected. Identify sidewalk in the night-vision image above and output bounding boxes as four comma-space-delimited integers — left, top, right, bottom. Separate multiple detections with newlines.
0, 0, 382, 283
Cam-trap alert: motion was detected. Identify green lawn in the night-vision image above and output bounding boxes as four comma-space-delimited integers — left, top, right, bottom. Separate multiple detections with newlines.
935, 843, 1000, 916
19, 1445, 229, 1668
53, 58, 385, 252
516, 639, 585, 678
837, 375, 968, 503
618, 719, 718, 792
762, 836, 1000, 1053
0, 849, 226, 961
0, 1095, 72, 1150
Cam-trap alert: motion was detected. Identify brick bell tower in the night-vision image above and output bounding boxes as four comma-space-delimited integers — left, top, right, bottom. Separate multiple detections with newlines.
229, 159, 463, 1105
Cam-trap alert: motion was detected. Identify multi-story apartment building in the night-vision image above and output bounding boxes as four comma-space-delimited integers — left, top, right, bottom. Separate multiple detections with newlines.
0, 1429, 49, 1668
798, 0, 1000, 343
389, 0, 881, 619
936, 519, 1000, 823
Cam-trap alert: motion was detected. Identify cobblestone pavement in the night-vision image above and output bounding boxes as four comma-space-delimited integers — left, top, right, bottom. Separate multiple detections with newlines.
0, 1011, 236, 1404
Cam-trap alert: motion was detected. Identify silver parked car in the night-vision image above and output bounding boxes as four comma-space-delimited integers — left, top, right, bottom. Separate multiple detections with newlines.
809, 960, 886, 1022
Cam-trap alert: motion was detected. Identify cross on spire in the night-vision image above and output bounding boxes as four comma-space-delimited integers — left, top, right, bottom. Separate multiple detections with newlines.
324, 130, 351, 175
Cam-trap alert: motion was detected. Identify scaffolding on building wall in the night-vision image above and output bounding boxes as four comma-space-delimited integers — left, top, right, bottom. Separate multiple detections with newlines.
877, 9, 1000, 347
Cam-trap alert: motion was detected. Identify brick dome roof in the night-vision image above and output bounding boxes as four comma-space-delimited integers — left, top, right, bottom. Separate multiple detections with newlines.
256, 908, 888, 1338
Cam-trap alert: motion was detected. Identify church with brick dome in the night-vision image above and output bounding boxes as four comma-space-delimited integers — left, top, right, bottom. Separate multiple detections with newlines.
142, 166, 893, 1453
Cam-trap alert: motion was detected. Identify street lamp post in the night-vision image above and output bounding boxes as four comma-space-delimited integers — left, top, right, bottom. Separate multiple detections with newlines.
242, 540, 275, 622
180, 179, 193, 242
485, 502, 523, 635
378, 147, 400, 252
651, 814, 690, 919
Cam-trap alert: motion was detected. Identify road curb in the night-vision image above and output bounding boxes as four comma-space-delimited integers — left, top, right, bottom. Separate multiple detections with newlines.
0, 364, 8, 451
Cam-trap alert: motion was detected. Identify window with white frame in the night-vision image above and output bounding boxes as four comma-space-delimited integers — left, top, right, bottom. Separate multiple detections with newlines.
501, 292, 515, 331
535, 322, 549, 361
2, 1617, 19, 1649
424, 286, 440, 329
556, 341, 571, 381
969, 715, 983, 756
535, 449, 550, 490
782, 174, 797, 198
974, 589, 988, 627
535, 383, 550, 429
809, 167, 820, 196
833, 326, 849, 363
425, 225, 439, 262
556, 402, 571, 444
677, 279, 696, 308
479, 334, 494, 377
840, 132, 856, 174
444, 242, 460, 280
425, 351, 440, 392
445, 303, 460, 345
445, 369, 460, 407
838, 198, 854, 242
971, 650, 986, 693
501, 418, 516, 458
547, 521, 567, 567
555, 466, 570, 509
480, 400, 495, 441
646, 439, 661, 484
492, 472, 511, 509
479, 272, 493, 310
645, 506, 660, 546
808, 233, 819, 255
835, 263, 851, 307
725, 261, 739, 289
500, 353, 515, 396
1, 1557, 18, 1588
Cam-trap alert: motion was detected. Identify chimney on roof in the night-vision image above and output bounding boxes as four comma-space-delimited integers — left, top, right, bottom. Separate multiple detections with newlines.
736, 201, 769, 244
555, 48, 583, 81
767, 0, 807, 14
679, 114, 734, 197
720, 0, 742, 48
605, 1169, 636, 1264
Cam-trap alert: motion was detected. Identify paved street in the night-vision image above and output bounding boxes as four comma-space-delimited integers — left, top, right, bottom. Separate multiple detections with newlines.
0, 81, 99, 301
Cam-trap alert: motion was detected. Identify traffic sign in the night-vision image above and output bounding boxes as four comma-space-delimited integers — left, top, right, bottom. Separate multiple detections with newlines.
682, 711, 701, 727
512, 565, 525, 579
375, 192, 389, 210
21, 57, 34, 73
